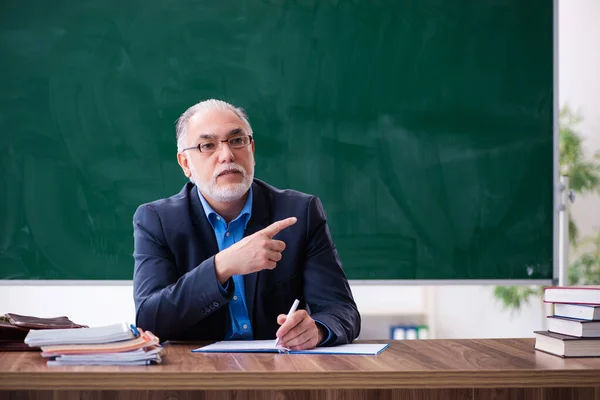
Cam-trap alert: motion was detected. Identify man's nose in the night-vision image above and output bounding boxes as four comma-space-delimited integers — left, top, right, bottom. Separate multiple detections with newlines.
217, 141, 235, 163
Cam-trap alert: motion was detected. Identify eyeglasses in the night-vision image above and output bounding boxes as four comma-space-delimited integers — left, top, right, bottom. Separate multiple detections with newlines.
181, 135, 253, 154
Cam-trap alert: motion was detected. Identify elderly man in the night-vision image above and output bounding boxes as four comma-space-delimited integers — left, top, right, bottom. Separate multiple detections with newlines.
133, 99, 360, 350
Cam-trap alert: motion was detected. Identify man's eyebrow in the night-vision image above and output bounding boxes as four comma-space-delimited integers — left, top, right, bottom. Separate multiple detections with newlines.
227, 128, 244, 137
198, 128, 244, 140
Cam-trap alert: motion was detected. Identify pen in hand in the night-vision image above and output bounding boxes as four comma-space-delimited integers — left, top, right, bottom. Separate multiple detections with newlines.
275, 298, 300, 347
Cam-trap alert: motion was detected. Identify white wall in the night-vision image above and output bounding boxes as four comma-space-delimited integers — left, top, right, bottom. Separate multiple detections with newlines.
0, 285, 135, 327
0, 283, 548, 339
0, 284, 425, 335
433, 286, 551, 339
559, 0, 600, 239
1, 1, 599, 340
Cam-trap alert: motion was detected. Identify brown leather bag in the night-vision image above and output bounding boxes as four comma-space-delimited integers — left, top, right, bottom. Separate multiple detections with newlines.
0, 314, 87, 351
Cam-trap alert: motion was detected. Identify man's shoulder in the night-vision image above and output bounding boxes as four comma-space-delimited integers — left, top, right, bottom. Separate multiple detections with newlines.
134, 183, 194, 217
253, 178, 314, 204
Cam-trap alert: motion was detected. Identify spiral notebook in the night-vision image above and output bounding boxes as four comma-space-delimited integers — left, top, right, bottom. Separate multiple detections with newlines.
192, 340, 389, 355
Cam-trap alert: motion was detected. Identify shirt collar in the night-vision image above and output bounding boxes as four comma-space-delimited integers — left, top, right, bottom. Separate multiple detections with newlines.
197, 186, 253, 229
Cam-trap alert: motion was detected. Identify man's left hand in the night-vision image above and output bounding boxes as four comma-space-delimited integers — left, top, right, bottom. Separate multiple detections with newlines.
275, 310, 325, 350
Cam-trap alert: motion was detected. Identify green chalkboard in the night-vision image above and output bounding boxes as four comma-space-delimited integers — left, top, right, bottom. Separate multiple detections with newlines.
0, 0, 554, 281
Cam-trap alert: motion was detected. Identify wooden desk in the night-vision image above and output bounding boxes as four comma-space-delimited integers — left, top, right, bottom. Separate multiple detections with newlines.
1, 339, 600, 400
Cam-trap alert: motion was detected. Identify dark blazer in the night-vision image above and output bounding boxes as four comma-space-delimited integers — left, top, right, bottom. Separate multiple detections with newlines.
133, 179, 360, 344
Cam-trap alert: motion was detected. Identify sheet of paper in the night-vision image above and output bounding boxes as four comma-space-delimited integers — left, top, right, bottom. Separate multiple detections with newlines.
192, 340, 389, 355
192, 340, 277, 352
291, 343, 389, 355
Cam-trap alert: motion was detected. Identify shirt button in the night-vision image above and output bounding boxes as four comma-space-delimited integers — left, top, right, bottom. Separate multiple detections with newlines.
243, 324, 248, 330
233, 295, 238, 301
216, 216, 221, 220
225, 231, 230, 237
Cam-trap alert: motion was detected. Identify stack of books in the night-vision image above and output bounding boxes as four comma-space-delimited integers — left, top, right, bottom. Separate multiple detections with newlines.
534, 286, 600, 358
24, 321, 162, 365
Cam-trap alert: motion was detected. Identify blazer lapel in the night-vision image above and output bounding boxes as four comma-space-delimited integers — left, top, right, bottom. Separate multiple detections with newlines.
244, 181, 271, 324
189, 184, 219, 258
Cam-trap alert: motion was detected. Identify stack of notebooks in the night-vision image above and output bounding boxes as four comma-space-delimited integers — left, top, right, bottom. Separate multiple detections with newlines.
534, 286, 600, 358
24, 322, 162, 366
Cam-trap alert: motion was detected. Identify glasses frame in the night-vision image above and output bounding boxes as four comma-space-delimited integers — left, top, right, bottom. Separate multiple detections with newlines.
181, 134, 253, 154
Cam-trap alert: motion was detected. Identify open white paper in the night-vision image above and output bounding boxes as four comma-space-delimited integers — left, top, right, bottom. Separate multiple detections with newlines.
192, 340, 389, 355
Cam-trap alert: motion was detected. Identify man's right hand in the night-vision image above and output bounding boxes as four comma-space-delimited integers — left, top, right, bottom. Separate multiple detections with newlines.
214, 217, 297, 284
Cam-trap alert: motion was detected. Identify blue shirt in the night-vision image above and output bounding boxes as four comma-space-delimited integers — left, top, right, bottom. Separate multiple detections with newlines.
198, 187, 333, 345
198, 188, 254, 340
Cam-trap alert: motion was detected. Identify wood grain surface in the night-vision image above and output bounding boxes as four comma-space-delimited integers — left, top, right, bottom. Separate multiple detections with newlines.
1, 339, 600, 399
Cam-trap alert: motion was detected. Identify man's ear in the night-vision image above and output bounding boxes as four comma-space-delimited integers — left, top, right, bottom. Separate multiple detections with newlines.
177, 152, 192, 179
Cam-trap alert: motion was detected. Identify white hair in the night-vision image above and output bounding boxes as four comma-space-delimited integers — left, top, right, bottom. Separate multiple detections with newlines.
175, 99, 253, 151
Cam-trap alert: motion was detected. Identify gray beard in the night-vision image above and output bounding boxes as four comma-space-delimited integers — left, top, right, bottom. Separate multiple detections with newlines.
195, 171, 254, 203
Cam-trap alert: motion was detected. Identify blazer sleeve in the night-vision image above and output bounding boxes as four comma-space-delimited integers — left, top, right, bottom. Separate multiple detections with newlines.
303, 196, 361, 345
132, 204, 233, 340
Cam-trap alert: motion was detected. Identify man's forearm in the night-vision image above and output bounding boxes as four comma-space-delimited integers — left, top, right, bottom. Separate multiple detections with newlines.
135, 256, 233, 340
